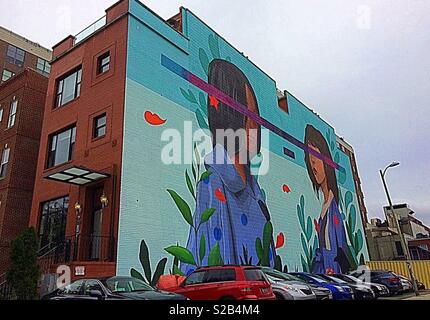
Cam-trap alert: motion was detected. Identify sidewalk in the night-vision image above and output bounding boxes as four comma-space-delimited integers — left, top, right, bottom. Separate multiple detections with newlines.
405, 291, 430, 300
380, 290, 430, 300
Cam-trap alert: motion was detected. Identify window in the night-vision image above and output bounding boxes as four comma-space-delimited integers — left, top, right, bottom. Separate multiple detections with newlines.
93, 114, 106, 138
38, 196, 69, 249
244, 268, 267, 281
204, 269, 236, 283
47, 126, 76, 168
59, 280, 84, 295
83, 280, 104, 296
36, 58, 51, 75
97, 52, 110, 74
0, 148, 10, 179
6, 45, 25, 66
7, 100, 17, 128
184, 271, 205, 286
395, 241, 404, 256
0, 108, 3, 122
55, 67, 82, 107
1, 69, 15, 82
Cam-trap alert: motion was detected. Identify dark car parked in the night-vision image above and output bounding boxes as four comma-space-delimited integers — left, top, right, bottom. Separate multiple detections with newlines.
350, 270, 403, 295
42, 276, 187, 300
317, 274, 375, 300
332, 273, 390, 298
290, 272, 354, 300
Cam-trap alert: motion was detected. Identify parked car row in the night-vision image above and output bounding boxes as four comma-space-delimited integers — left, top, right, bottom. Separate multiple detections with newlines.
42, 265, 424, 300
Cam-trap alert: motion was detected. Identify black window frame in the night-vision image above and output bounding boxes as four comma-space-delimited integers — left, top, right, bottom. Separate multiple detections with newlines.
55, 67, 82, 108
6, 45, 25, 67
97, 52, 110, 75
47, 125, 76, 168
93, 113, 107, 139
0, 147, 10, 179
38, 196, 69, 249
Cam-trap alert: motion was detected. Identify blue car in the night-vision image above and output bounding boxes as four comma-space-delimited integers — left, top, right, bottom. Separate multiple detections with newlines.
290, 272, 354, 300
350, 270, 403, 295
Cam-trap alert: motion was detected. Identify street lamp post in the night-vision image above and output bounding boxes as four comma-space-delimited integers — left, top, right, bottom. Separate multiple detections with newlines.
379, 161, 419, 296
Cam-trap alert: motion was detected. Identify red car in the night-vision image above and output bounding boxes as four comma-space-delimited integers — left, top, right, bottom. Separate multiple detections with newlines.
158, 265, 275, 300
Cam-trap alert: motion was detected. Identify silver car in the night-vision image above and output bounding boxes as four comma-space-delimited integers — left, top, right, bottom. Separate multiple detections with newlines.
261, 268, 316, 300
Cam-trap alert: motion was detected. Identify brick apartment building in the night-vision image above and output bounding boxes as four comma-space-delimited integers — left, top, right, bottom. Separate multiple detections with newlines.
0, 26, 52, 83
0, 28, 51, 276
0, 69, 48, 274
30, 0, 369, 281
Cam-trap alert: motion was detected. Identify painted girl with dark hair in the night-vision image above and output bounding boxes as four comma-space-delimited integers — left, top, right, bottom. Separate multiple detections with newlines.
182, 59, 275, 275
304, 125, 353, 274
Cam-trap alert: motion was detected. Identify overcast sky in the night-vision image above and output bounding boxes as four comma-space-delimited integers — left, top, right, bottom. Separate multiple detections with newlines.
3, 0, 429, 225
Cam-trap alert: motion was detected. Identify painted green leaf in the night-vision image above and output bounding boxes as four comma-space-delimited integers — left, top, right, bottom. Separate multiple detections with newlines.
313, 236, 318, 257
208, 34, 220, 59
274, 255, 282, 272
208, 242, 223, 266
225, 56, 231, 62
173, 264, 185, 276
167, 189, 193, 227
301, 234, 309, 259
164, 245, 197, 266
359, 253, 365, 266
345, 191, 353, 208
180, 88, 190, 101
349, 204, 357, 232
301, 255, 308, 272
201, 208, 216, 224
199, 170, 213, 182
263, 221, 273, 250
130, 268, 145, 282
199, 48, 210, 76
300, 195, 305, 212
255, 238, 263, 262
199, 234, 206, 263
194, 143, 201, 167
192, 163, 197, 181
151, 258, 167, 287
306, 216, 313, 242
338, 167, 347, 184
180, 88, 197, 104
334, 152, 340, 164
356, 230, 364, 252
196, 109, 209, 130
297, 205, 305, 231
185, 170, 195, 200
139, 239, 152, 283
198, 92, 207, 115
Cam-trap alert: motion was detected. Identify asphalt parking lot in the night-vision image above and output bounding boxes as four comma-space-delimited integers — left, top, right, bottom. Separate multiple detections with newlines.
379, 290, 430, 300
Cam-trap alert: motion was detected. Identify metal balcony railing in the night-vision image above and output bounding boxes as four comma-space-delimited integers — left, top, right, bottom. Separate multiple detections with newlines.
74, 16, 106, 45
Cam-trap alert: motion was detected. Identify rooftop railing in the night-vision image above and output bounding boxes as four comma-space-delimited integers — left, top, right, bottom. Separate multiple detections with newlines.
74, 16, 106, 45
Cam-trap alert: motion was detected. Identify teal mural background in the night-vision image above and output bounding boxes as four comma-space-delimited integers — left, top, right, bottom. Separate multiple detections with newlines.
116, 0, 368, 277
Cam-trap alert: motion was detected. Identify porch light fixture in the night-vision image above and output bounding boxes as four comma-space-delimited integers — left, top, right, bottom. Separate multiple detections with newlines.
74, 201, 82, 213
100, 192, 109, 208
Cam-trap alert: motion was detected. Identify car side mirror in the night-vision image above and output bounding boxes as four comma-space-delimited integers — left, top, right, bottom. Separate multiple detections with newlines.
89, 290, 104, 299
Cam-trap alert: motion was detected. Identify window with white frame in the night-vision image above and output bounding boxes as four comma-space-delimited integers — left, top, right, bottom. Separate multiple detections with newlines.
0, 108, 3, 122
7, 100, 18, 128
0, 147, 10, 179
1, 69, 15, 82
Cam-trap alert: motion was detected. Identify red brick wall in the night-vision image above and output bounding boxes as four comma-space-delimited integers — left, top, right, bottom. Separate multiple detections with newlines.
29, 12, 128, 278
0, 69, 48, 274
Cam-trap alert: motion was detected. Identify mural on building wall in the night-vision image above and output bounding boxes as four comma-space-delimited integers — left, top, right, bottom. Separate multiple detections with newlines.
118, 5, 368, 283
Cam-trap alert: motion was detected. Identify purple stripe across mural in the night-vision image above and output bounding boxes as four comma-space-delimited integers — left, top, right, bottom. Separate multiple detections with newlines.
161, 54, 344, 172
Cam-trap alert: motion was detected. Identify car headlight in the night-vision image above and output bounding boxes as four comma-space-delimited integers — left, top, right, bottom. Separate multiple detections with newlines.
334, 286, 344, 292
284, 285, 301, 293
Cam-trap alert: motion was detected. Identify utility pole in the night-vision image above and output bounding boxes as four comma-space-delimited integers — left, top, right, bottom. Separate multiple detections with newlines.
379, 162, 419, 296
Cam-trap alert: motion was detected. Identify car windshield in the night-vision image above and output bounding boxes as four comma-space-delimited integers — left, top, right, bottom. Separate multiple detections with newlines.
308, 275, 330, 283
262, 269, 301, 282
103, 277, 154, 293
320, 275, 347, 284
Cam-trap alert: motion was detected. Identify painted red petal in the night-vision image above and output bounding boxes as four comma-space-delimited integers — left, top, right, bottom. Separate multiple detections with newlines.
209, 96, 219, 110
282, 184, 291, 193
333, 214, 339, 226
215, 188, 226, 203
144, 111, 167, 126
314, 219, 320, 233
276, 232, 285, 249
